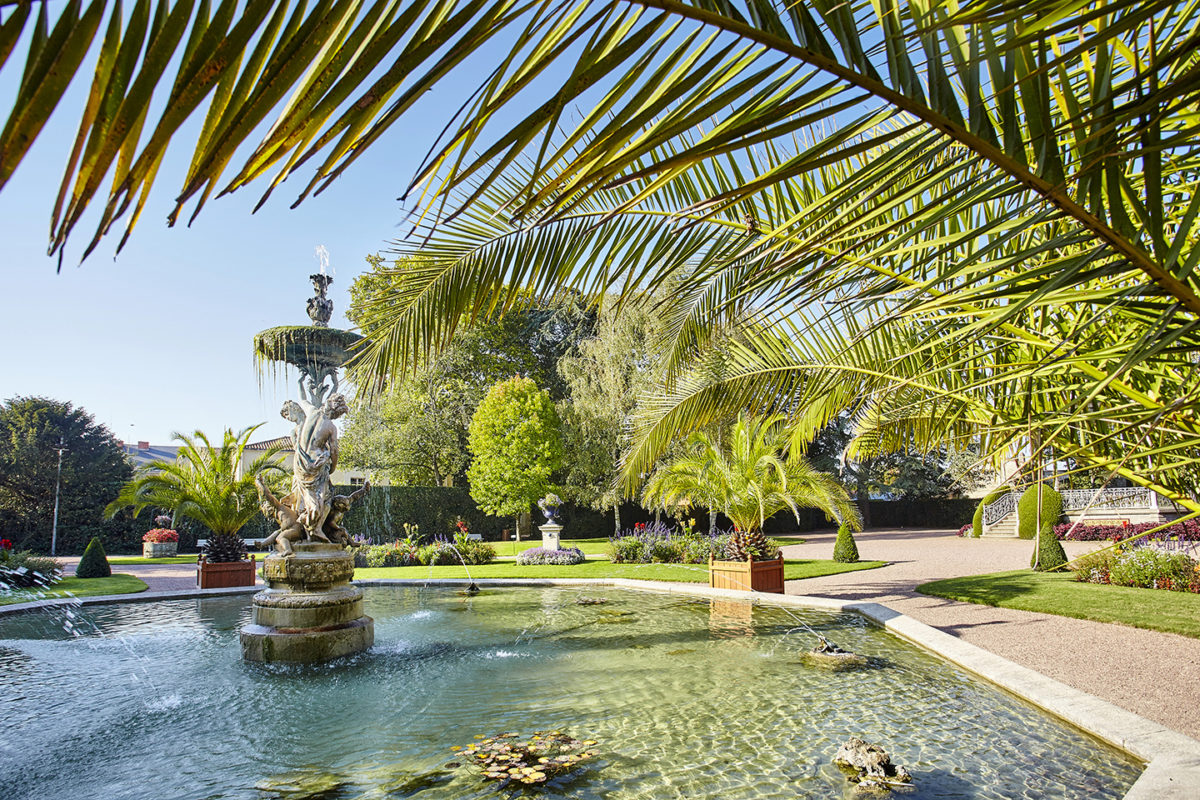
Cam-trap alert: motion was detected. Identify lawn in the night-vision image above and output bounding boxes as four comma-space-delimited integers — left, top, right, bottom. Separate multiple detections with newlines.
917, 569, 1200, 640
354, 557, 882, 583
0, 574, 149, 606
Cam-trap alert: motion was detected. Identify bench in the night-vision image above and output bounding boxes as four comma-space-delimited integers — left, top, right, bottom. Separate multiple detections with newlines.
466, 533, 483, 542
196, 538, 269, 551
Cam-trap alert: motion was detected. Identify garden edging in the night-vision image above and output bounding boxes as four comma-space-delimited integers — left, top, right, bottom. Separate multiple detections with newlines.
3, 578, 1196, 799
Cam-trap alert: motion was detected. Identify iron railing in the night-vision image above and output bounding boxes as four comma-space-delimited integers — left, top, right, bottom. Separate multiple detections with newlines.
982, 486, 1154, 525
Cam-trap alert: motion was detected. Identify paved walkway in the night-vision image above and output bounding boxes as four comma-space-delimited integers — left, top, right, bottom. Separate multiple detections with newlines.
780, 528, 1200, 741
58, 555, 265, 592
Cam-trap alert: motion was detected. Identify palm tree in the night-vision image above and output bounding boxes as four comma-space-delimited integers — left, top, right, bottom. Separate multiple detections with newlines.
6, 3, 1198, 510
643, 413, 860, 533
105, 426, 285, 542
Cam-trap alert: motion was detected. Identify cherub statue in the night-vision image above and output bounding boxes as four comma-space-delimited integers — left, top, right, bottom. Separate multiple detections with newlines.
256, 474, 305, 556
322, 481, 370, 546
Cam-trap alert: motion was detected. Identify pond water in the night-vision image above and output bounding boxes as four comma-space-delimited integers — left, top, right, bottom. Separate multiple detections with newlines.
0, 586, 1141, 799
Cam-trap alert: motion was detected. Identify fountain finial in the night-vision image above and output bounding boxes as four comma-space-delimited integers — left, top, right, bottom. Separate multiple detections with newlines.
307, 272, 334, 327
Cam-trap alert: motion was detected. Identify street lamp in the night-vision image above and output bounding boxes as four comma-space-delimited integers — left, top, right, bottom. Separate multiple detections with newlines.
50, 436, 67, 557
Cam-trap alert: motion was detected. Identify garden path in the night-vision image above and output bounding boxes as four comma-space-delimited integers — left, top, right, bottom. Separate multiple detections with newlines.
57, 555, 264, 591
780, 528, 1200, 741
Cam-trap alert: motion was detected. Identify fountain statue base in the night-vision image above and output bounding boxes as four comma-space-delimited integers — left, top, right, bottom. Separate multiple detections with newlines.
240, 542, 373, 663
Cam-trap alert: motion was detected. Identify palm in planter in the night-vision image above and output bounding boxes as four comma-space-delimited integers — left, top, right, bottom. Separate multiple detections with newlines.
105, 426, 284, 561
643, 413, 860, 546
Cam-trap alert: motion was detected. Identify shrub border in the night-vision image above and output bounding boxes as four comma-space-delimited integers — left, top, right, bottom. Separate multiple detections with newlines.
1, 580, 1195, 799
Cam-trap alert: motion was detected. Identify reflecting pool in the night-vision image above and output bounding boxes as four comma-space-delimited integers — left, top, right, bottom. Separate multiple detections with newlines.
0, 586, 1141, 799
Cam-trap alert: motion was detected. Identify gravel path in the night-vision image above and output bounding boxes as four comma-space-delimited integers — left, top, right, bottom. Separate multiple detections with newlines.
781, 528, 1200, 741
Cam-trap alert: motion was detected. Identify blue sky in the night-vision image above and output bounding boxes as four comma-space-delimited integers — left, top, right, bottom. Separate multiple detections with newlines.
0, 22, 493, 446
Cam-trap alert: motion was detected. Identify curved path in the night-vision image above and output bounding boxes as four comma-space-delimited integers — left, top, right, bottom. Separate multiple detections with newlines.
780, 528, 1200, 741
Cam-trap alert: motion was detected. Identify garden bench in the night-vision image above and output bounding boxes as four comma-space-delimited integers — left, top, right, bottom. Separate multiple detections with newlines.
195, 538, 269, 551
466, 533, 483, 542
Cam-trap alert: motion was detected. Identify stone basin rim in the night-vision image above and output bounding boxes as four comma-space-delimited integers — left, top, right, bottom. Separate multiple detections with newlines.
2, 577, 1195, 800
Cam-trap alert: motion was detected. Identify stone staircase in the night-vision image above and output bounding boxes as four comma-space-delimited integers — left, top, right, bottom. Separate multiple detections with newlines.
981, 517, 1019, 538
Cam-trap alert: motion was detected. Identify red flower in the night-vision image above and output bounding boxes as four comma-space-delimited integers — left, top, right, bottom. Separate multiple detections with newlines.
0, 538, 12, 550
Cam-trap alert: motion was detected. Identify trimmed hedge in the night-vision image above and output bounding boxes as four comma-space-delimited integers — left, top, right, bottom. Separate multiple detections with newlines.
1017, 484, 1063, 540
869, 498, 976, 530
75, 537, 111, 578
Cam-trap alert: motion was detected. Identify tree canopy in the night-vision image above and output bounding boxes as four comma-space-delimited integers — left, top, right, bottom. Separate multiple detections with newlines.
340, 255, 595, 486
466, 376, 563, 533
0, 396, 133, 554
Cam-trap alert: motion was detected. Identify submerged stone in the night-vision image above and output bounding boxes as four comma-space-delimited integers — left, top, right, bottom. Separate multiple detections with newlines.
832, 737, 913, 793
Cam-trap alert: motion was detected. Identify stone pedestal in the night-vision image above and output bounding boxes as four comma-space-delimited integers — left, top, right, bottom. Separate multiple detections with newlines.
240, 542, 373, 663
540, 521, 562, 551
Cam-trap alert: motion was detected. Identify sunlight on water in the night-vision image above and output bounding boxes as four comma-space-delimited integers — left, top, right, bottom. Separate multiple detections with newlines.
0, 587, 1141, 800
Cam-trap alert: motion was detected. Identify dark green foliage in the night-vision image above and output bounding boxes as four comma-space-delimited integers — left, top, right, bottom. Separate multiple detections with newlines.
972, 487, 1008, 537
1017, 484, 1063, 541
203, 533, 248, 563
75, 537, 111, 578
1032, 528, 1069, 571
0, 396, 138, 554
833, 524, 860, 563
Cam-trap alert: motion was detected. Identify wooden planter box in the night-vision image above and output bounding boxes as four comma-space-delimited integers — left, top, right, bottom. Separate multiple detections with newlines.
709, 556, 785, 594
197, 555, 257, 589
143, 541, 177, 558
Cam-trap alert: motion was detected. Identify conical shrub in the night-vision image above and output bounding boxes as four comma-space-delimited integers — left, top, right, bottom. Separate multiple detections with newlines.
832, 524, 859, 563
1031, 528, 1068, 571
75, 537, 111, 578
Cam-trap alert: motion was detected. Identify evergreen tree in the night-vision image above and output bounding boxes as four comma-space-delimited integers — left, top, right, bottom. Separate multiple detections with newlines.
832, 524, 860, 563
75, 537, 111, 578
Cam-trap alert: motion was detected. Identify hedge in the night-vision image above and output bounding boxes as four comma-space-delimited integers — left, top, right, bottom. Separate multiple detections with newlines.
1017, 484, 1063, 541
868, 498, 977, 530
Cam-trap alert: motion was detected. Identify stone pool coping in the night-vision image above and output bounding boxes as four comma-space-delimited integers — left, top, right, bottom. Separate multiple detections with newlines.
3, 577, 1197, 799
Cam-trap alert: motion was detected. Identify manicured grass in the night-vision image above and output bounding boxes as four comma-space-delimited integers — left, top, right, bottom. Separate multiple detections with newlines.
109, 555, 199, 565
0, 574, 149, 605
917, 569, 1200, 640
354, 557, 883, 583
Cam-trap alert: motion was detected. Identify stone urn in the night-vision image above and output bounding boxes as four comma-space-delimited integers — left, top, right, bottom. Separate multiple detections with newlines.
240, 542, 373, 663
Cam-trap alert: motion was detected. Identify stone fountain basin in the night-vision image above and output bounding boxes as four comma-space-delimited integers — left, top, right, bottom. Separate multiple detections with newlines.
1, 581, 1196, 800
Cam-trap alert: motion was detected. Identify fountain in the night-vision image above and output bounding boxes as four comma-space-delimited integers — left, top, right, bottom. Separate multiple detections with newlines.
242, 265, 373, 663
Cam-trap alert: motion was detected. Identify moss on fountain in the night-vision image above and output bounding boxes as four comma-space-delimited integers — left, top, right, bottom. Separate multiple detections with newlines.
253, 325, 363, 373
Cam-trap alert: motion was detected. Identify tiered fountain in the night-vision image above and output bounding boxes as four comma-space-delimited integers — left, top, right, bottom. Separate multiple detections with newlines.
240, 268, 373, 663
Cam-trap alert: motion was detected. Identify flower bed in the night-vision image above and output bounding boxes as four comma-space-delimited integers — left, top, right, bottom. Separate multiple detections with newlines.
608, 522, 734, 564
1071, 546, 1200, 593
143, 528, 179, 543
1055, 517, 1200, 542
516, 547, 585, 565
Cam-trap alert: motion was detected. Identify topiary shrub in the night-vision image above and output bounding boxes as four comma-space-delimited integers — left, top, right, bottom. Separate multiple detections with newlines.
832, 523, 859, 563
75, 537, 111, 578
972, 486, 1008, 537
1031, 526, 1069, 571
1017, 484, 1063, 540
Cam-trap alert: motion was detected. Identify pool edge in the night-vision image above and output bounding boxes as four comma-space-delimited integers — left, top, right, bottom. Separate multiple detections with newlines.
4, 577, 1195, 799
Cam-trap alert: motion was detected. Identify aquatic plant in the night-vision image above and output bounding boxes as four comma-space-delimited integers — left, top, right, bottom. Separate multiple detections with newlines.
453, 731, 597, 787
